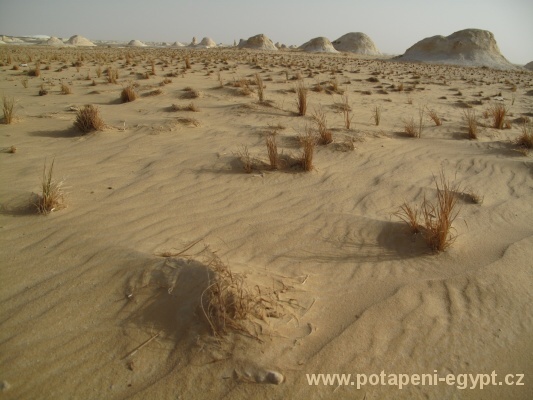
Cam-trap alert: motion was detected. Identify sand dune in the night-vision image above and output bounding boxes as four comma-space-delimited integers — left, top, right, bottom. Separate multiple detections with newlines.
0, 46, 532, 399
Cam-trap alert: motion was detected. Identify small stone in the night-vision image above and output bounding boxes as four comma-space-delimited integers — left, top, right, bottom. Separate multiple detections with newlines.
261, 370, 284, 385
0, 380, 11, 392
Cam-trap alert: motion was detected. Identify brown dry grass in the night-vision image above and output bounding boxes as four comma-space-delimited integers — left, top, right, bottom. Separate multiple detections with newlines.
2, 95, 15, 124
488, 103, 508, 129
372, 105, 382, 126
171, 102, 199, 112
60, 82, 72, 95
341, 93, 354, 129
394, 202, 421, 234
74, 104, 105, 133
121, 84, 138, 102
426, 108, 442, 126
421, 172, 461, 252
255, 73, 265, 103
463, 109, 478, 139
295, 79, 308, 116
311, 106, 332, 144
236, 145, 253, 173
200, 255, 277, 339
299, 129, 315, 171
515, 122, 533, 154
266, 134, 279, 169
34, 159, 65, 215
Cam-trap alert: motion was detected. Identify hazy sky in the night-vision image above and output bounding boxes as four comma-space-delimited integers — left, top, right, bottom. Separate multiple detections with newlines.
1, 0, 532, 64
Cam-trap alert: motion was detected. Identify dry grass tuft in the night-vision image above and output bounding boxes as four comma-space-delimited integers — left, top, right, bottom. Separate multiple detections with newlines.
171, 102, 199, 112
255, 73, 265, 103
426, 108, 442, 126
515, 122, 533, 154
463, 109, 478, 139
121, 84, 138, 102
236, 145, 253, 173
177, 117, 200, 127
266, 134, 279, 169
488, 103, 508, 129
2, 95, 15, 124
201, 255, 278, 338
394, 202, 421, 234
311, 106, 333, 144
372, 105, 382, 126
403, 117, 418, 137
422, 172, 461, 252
60, 82, 72, 95
299, 128, 315, 171
34, 159, 65, 215
341, 93, 354, 129
74, 104, 105, 133
181, 87, 201, 99
396, 172, 461, 252
295, 79, 308, 116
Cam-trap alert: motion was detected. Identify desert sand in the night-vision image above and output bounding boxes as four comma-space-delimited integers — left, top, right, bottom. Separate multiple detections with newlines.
0, 43, 532, 400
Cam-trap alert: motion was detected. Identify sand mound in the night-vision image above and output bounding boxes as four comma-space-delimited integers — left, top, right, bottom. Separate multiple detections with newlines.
524, 61, 533, 71
67, 35, 95, 47
195, 37, 216, 48
332, 32, 380, 55
42, 37, 65, 47
299, 37, 338, 53
128, 40, 147, 47
238, 34, 278, 51
172, 41, 185, 47
398, 28, 513, 69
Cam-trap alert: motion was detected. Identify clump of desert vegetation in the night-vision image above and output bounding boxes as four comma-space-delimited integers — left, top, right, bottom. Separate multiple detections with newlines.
201, 254, 281, 338
295, 79, 308, 116
463, 109, 478, 139
74, 104, 105, 133
487, 102, 508, 129
2, 95, 15, 124
311, 106, 333, 144
395, 171, 462, 252
515, 121, 533, 155
34, 159, 65, 215
121, 84, 138, 102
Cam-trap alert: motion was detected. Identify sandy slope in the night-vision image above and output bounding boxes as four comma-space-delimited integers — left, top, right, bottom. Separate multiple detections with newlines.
0, 47, 532, 399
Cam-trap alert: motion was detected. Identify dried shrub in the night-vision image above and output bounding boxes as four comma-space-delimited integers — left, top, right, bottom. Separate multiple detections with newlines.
299, 129, 315, 171
265, 134, 279, 169
201, 256, 278, 338
295, 79, 308, 116
463, 109, 478, 139
60, 82, 72, 95
488, 103, 508, 129
2, 95, 15, 124
426, 108, 442, 126
312, 106, 332, 144
121, 84, 138, 102
372, 105, 382, 126
255, 73, 265, 103
515, 122, 533, 154
34, 159, 65, 215
74, 104, 105, 133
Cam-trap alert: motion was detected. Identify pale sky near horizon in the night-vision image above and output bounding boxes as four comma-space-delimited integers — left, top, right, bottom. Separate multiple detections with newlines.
1, 0, 532, 64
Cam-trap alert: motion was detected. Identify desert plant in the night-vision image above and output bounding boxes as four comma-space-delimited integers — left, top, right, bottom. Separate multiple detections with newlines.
28, 62, 40, 77
121, 84, 138, 102
421, 172, 461, 252
265, 134, 279, 169
295, 79, 308, 116
515, 121, 533, 154
372, 105, 382, 126
403, 117, 417, 137
2, 95, 15, 124
394, 202, 421, 234
255, 73, 265, 103
34, 159, 65, 215
237, 145, 253, 173
60, 82, 72, 95
341, 93, 354, 129
299, 129, 315, 171
488, 103, 508, 129
311, 105, 333, 144
201, 255, 276, 338
181, 87, 200, 99
463, 109, 478, 139
185, 55, 191, 69
74, 104, 105, 133
21, 78, 28, 89
426, 108, 442, 126
107, 67, 118, 84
